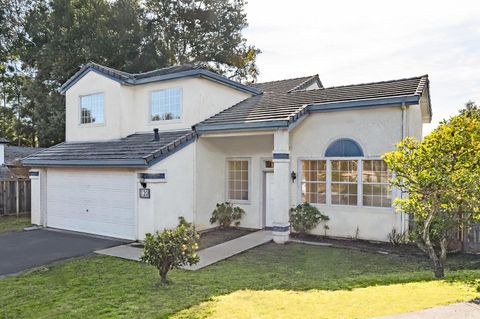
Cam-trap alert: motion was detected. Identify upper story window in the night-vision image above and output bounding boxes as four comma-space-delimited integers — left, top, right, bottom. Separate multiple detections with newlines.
80, 93, 104, 124
150, 88, 181, 121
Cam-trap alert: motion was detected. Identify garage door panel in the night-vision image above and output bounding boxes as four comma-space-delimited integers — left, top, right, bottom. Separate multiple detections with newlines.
47, 171, 136, 240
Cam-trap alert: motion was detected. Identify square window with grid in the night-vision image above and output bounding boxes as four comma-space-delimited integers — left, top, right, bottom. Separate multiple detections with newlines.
362, 160, 391, 207
331, 160, 358, 206
80, 93, 104, 124
301, 160, 327, 204
227, 160, 249, 201
151, 88, 181, 121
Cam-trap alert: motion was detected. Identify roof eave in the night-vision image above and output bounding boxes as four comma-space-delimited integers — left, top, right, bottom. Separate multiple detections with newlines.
21, 158, 148, 168
195, 120, 289, 134
308, 95, 421, 113
60, 66, 260, 95
59, 66, 127, 94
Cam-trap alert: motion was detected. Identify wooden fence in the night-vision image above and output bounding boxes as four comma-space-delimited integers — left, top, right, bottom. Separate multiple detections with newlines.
0, 180, 31, 216
464, 224, 480, 253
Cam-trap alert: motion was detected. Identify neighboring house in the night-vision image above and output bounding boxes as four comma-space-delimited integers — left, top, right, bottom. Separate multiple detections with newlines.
0, 138, 44, 215
23, 62, 432, 243
0, 138, 44, 180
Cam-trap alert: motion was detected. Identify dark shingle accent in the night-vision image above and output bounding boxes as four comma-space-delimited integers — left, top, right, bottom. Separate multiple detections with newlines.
250, 75, 322, 93
5, 146, 46, 165
196, 75, 429, 129
22, 130, 196, 167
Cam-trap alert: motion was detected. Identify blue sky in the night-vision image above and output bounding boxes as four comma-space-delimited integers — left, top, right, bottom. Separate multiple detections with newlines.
245, 0, 480, 134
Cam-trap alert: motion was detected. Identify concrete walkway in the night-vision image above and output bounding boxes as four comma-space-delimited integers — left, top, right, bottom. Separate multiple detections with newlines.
95, 230, 273, 270
377, 301, 480, 319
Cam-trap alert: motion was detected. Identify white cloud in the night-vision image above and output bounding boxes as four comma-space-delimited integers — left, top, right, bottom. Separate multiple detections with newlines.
245, 0, 480, 134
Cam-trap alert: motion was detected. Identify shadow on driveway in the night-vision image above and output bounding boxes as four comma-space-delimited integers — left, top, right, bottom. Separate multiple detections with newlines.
0, 229, 127, 277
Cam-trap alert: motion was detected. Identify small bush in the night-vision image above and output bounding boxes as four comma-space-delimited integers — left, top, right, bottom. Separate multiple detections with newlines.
387, 228, 407, 246
210, 202, 245, 228
141, 217, 200, 285
289, 203, 329, 234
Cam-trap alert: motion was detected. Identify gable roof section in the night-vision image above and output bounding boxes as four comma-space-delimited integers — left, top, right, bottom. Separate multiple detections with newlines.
22, 130, 196, 168
249, 75, 323, 93
5, 146, 45, 165
195, 75, 431, 133
59, 62, 259, 95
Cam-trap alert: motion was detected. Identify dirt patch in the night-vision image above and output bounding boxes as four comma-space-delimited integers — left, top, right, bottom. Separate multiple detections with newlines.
199, 228, 254, 250
290, 233, 427, 259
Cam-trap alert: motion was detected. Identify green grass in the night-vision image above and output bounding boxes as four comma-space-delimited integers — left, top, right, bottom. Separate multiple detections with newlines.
173, 281, 478, 319
0, 215, 31, 234
0, 243, 479, 319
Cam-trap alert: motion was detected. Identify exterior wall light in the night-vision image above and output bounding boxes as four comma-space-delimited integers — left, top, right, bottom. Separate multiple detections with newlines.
291, 171, 297, 183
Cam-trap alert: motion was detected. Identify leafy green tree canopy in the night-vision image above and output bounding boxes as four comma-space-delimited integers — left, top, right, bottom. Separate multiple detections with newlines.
383, 111, 480, 278
1, 0, 259, 146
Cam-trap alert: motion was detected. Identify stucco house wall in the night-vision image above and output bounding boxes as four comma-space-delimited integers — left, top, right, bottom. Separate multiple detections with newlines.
138, 142, 196, 238
65, 72, 251, 142
194, 134, 274, 230
289, 107, 406, 241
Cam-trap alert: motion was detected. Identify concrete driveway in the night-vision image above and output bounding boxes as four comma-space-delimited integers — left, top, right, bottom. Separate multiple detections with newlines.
0, 229, 127, 277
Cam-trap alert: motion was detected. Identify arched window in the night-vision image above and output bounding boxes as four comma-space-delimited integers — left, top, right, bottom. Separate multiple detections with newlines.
325, 138, 364, 157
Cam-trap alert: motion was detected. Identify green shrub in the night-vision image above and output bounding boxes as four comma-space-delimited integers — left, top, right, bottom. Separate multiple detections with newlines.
210, 202, 245, 228
140, 217, 200, 285
289, 203, 329, 234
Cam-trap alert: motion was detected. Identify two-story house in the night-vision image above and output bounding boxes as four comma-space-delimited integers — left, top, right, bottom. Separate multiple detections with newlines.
23, 62, 432, 243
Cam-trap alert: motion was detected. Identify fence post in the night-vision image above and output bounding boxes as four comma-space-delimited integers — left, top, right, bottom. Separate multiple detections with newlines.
16, 180, 20, 217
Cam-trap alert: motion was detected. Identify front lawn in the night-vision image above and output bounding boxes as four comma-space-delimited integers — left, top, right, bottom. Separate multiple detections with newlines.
0, 215, 31, 234
0, 243, 479, 318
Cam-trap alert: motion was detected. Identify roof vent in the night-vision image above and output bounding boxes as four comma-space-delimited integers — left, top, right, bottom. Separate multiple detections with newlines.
153, 128, 160, 141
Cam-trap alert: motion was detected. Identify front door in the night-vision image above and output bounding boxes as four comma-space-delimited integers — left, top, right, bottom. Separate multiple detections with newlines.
265, 172, 274, 227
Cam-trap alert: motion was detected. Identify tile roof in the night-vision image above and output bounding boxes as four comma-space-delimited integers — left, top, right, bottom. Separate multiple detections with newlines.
60, 62, 259, 94
195, 75, 430, 130
22, 130, 196, 167
5, 146, 45, 165
249, 75, 322, 93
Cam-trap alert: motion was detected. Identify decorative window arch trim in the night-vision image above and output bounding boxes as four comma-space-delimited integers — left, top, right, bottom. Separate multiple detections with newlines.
325, 138, 364, 157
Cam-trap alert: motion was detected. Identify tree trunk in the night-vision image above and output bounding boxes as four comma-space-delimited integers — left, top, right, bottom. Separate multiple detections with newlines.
418, 204, 446, 278
159, 270, 168, 285
159, 261, 172, 285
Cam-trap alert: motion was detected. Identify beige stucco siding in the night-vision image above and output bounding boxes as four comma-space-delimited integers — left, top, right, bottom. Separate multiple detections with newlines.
195, 134, 274, 230
138, 142, 196, 239
65, 71, 251, 142
65, 71, 124, 142
290, 107, 405, 241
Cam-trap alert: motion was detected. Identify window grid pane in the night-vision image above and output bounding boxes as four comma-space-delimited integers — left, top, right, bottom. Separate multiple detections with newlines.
331, 160, 358, 206
151, 88, 181, 121
80, 93, 104, 124
362, 160, 391, 207
227, 160, 249, 201
301, 160, 327, 204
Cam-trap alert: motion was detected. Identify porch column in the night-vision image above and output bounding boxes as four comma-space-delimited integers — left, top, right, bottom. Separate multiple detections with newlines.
272, 130, 291, 244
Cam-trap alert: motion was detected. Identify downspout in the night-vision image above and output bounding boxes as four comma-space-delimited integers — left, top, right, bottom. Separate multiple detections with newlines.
400, 102, 407, 234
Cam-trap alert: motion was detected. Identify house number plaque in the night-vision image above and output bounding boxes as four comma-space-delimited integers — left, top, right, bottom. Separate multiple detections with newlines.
139, 188, 151, 199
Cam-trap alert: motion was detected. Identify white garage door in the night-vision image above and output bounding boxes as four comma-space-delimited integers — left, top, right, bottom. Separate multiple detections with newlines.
47, 170, 136, 240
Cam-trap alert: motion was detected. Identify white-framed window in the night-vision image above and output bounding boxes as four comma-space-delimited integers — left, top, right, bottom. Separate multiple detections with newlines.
227, 159, 249, 201
150, 88, 181, 121
80, 93, 104, 124
362, 160, 391, 207
331, 160, 358, 206
299, 158, 391, 208
301, 160, 327, 204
